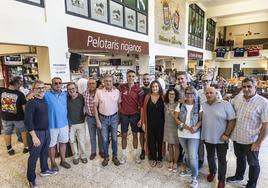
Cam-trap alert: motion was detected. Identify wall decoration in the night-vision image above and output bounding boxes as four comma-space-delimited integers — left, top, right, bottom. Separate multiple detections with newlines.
16, 0, 44, 7
155, 0, 185, 47
109, 1, 124, 27
91, 0, 108, 22
89, 66, 100, 77
125, 7, 136, 31
124, 0, 136, 9
137, 13, 147, 34
137, 0, 147, 13
66, 0, 89, 17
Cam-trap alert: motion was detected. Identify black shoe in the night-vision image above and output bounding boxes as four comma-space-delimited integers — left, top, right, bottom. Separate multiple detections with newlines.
8, 149, 15, 156
227, 176, 243, 183
81, 158, 88, 164
140, 150, 145, 160
23, 148, 29, 154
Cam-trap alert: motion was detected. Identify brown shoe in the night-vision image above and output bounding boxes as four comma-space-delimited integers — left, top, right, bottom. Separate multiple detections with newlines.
90, 153, 96, 160
99, 152, 105, 159
60, 161, 71, 169
102, 158, 109, 167
112, 156, 120, 166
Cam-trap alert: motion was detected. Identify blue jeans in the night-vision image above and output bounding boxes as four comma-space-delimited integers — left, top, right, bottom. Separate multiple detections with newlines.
179, 137, 199, 178
100, 114, 118, 158
87, 116, 103, 154
27, 130, 50, 182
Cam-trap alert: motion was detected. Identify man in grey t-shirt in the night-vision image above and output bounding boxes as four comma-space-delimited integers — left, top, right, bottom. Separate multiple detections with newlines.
201, 87, 236, 188
67, 82, 87, 165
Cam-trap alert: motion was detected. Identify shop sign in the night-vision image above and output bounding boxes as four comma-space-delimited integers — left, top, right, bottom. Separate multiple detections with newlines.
67, 27, 149, 54
188, 50, 203, 60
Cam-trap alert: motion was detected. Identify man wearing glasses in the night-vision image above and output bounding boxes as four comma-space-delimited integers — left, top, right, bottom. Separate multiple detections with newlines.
45, 77, 71, 171
25, 80, 57, 188
227, 77, 268, 188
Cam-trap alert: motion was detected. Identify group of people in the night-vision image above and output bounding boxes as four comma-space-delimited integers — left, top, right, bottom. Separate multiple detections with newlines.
0, 70, 267, 188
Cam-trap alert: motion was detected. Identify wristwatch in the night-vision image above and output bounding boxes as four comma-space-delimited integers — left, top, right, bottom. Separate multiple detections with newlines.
178, 123, 184, 131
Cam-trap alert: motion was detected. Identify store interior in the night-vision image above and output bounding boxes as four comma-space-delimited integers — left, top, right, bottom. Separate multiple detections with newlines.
0, 44, 50, 90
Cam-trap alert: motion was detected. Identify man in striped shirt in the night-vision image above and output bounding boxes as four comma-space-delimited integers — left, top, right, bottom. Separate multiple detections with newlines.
84, 78, 104, 160
227, 77, 268, 188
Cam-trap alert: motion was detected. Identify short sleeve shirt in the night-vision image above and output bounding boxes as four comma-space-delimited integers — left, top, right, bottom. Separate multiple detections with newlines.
231, 94, 268, 144
44, 90, 68, 129
0, 88, 26, 121
119, 83, 143, 115
94, 88, 120, 116
201, 100, 236, 144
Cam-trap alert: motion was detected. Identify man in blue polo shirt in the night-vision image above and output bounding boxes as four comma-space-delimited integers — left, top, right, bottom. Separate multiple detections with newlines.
45, 77, 71, 171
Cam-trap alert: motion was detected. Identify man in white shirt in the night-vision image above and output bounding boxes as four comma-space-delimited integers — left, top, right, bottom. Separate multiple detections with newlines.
76, 73, 88, 94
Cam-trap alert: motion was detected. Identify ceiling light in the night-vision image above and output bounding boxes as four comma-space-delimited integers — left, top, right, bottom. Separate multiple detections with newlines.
83, 53, 105, 57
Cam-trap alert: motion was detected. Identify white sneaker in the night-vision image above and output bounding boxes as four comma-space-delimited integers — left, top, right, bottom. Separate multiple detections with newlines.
120, 155, 127, 164
189, 179, 198, 188
134, 154, 141, 164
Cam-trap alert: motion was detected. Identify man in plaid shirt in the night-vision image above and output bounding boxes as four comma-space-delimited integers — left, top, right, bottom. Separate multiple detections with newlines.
227, 77, 268, 188
84, 78, 104, 160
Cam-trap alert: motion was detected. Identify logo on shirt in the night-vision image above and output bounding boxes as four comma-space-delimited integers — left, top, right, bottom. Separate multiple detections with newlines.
1, 92, 18, 114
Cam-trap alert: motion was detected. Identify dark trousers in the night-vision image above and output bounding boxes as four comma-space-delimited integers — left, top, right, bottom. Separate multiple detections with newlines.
233, 141, 260, 188
205, 142, 228, 181
27, 130, 50, 182
147, 123, 164, 161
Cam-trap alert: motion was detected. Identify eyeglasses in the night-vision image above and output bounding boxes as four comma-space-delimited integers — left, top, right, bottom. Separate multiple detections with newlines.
169, 93, 175, 95
185, 92, 194, 95
67, 87, 76, 91
34, 87, 45, 91
53, 82, 62, 85
202, 80, 210, 82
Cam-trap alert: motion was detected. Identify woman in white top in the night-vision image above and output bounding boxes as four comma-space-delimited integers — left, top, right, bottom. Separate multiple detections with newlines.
174, 86, 202, 188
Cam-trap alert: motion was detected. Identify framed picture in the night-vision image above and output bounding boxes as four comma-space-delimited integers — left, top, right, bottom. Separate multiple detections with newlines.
137, 0, 147, 13
65, 0, 89, 17
89, 66, 100, 77
90, 0, 108, 23
137, 12, 147, 34
16, 0, 44, 7
125, 7, 136, 31
124, 0, 136, 9
109, 1, 123, 27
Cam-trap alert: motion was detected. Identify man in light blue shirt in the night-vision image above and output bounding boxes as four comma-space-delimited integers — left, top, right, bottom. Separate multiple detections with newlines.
201, 87, 236, 188
45, 77, 71, 171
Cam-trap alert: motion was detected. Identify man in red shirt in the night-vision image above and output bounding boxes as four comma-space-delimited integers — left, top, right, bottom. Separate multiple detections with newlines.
119, 70, 144, 164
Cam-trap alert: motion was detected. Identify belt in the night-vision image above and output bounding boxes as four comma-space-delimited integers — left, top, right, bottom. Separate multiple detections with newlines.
86, 113, 95, 118
99, 112, 117, 118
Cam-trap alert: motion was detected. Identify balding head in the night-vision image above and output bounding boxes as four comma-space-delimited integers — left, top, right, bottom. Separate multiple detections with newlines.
205, 87, 217, 104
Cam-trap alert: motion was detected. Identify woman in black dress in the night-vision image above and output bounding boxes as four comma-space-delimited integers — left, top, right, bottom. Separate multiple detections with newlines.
142, 80, 165, 168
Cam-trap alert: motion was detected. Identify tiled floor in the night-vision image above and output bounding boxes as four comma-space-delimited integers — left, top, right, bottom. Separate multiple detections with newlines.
0, 132, 268, 188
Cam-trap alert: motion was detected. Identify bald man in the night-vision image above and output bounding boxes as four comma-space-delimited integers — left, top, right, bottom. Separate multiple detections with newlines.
201, 87, 236, 188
